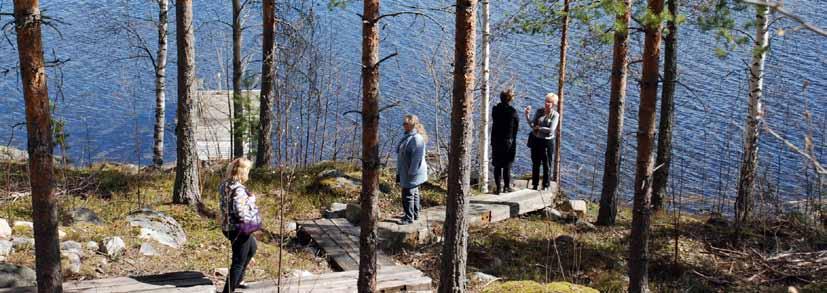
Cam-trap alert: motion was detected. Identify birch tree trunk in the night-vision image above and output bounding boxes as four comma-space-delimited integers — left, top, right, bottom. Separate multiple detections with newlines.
553, 0, 570, 183
358, 0, 380, 291
14, 1, 63, 291
172, 0, 202, 206
256, 0, 275, 168
232, 0, 244, 158
152, 0, 169, 167
629, 0, 664, 291
597, 0, 633, 226
440, 1, 477, 292
652, 0, 679, 211
478, 0, 490, 193
735, 4, 769, 227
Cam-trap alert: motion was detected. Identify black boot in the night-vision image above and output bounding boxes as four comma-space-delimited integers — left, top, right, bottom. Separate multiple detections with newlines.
494, 185, 501, 195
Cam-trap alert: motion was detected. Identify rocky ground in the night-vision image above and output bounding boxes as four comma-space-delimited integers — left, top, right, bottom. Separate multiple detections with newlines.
1, 158, 825, 292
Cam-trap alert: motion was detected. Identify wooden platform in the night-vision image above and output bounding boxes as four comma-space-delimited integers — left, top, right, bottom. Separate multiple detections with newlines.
239, 265, 431, 293
376, 182, 557, 248
0, 271, 215, 293
297, 218, 396, 271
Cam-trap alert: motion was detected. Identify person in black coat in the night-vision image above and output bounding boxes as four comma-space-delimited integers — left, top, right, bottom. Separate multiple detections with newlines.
490, 89, 519, 194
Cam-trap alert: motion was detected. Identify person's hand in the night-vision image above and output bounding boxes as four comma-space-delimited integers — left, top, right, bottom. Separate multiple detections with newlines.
534, 125, 540, 131
524, 106, 531, 116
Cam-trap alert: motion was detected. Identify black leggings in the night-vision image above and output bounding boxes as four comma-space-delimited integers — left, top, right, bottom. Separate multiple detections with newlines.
530, 139, 555, 189
223, 230, 257, 293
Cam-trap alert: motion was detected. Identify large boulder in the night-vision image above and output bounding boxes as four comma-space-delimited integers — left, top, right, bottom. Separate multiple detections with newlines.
70, 208, 103, 225
345, 203, 361, 224
140, 242, 159, 256
559, 199, 588, 216
316, 169, 361, 195
62, 252, 82, 274
0, 219, 10, 239
126, 208, 187, 249
0, 263, 36, 288
101, 237, 125, 259
60, 240, 84, 257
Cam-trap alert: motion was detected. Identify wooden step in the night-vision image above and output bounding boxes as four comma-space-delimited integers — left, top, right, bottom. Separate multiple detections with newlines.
297, 218, 395, 271
0, 271, 215, 293
239, 265, 431, 293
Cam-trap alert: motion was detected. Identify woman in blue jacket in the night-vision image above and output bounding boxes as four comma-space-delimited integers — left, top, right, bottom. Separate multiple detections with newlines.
397, 114, 428, 225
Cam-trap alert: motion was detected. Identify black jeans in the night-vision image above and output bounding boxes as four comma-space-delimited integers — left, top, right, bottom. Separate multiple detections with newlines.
530, 138, 555, 189
493, 163, 512, 191
223, 230, 257, 293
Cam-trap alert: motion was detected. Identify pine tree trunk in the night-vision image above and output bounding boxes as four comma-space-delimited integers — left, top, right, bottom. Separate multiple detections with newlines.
256, 0, 275, 168
173, 0, 201, 206
358, 0, 380, 291
439, 1, 477, 292
553, 0, 570, 183
152, 0, 168, 168
478, 0, 490, 193
736, 4, 769, 227
629, 0, 664, 291
14, 1, 63, 291
232, 0, 244, 158
597, 0, 632, 226
651, 0, 679, 212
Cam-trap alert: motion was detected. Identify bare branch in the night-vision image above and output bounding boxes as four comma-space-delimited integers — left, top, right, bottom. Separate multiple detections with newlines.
378, 100, 401, 113
738, 0, 827, 37
763, 124, 826, 176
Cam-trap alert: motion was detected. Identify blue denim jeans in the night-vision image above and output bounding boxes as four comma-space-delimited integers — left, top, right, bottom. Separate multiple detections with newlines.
402, 186, 421, 223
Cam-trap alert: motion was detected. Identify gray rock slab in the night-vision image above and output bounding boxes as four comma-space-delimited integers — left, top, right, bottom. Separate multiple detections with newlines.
127, 208, 187, 249
0, 263, 35, 288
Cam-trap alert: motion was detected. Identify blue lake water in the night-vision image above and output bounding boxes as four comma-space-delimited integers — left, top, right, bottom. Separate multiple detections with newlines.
0, 1, 824, 212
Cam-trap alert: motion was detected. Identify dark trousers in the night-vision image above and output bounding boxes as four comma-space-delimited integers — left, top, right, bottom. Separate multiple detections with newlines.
530, 138, 555, 189
401, 186, 421, 222
493, 163, 512, 191
223, 230, 257, 293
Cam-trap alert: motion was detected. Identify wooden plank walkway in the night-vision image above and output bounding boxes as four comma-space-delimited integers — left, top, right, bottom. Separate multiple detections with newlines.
239, 265, 431, 293
297, 218, 396, 271
375, 182, 558, 247
0, 271, 215, 293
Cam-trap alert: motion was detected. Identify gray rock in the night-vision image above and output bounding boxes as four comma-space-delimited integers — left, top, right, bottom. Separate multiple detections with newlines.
0, 219, 10, 239
575, 220, 597, 232
126, 208, 187, 249
71, 208, 103, 225
63, 252, 82, 274
101, 237, 125, 259
542, 208, 564, 221
140, 243, 159, 256
85, 241, 99, 252
0, 240, 12, 257
345, 203, 361, 224
283, 222, 297, 233
317, 169, 344, 178
471, 272, 499, 284
324, 203, 348, 218
11, 237, 34, 250
0, 146, 28, 161
0, 263, 36, 288
568, 200, 588, 216
60, 240, 84, 257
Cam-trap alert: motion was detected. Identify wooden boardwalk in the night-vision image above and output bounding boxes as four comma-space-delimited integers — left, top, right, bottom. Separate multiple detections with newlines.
239, 265, 431, 293
297, 218, 396, 271
0, 271, 214, 293
376, 183, 557, 247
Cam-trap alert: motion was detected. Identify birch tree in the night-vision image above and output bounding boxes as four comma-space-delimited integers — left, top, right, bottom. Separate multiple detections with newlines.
152, 0, 169, 167
478, 0, 490, 193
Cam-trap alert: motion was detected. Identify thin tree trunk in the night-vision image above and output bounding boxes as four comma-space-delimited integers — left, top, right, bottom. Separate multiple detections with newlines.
629, 0, 664, 291
735, 4, 769, 228
14, 1, 63, 291
232, 0, 244, 158
597, 0, 632, 226
478, 0, 490, 193
173, 0, 201, 206
256, 0, 275, 168
357, 0, 380, 291
553, 0, 570, 183
652, 0, 679, 211
152, 0, 169, 167
440, 1, 477, 292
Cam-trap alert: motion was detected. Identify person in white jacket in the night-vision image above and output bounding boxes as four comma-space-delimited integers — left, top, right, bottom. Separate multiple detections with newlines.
219, 158, 260, 292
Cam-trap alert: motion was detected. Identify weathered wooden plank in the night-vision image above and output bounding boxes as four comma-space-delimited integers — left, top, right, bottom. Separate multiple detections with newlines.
328, 218, 396, 267
0, 272, 214, 293
313, 218, 361, 270
239, 266, 430, 293
471, 187, 555, 216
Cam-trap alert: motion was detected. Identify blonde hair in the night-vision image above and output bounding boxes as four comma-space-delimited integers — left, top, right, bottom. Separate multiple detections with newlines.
404, 114, 428, 143
224, 158, 253, 183
545, 92, 559, 104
